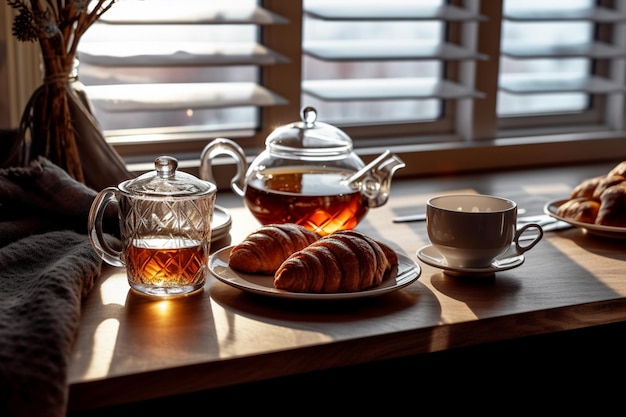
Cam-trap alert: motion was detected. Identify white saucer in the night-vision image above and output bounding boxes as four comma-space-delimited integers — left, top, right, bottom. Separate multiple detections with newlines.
211, 205, 232, 241
416, 244, 525, 277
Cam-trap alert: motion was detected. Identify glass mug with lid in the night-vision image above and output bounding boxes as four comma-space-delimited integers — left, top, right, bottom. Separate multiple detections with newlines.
88, 156, 217, 297
199, 107, 405, 236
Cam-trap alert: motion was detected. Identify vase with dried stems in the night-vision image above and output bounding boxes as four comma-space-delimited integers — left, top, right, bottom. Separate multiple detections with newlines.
7, 0, 135, 191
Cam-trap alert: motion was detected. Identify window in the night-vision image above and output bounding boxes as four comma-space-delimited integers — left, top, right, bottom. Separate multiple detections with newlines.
3, 0, 626, 182
500, 0, 595, 117
498, 0, 626, 132
302, 0, 459, 126
77, 0, 290, 164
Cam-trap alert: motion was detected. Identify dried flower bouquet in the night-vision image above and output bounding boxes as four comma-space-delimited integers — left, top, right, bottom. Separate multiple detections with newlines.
6, 0, 133, 190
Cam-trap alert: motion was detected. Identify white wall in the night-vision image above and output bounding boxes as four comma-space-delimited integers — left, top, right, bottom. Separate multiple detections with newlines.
0, 3, 41, 129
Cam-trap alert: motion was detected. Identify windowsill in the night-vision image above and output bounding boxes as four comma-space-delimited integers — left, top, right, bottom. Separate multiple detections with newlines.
126, 130, 626, 191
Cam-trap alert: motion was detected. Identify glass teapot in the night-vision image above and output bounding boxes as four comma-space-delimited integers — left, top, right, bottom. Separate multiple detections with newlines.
199, 107, 405, 235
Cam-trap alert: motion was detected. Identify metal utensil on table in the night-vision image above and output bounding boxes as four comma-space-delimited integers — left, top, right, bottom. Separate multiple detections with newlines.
393, 208, 527, 223
517, 214, 565, 228
392, 209, 569, 240
517, 214, 572, 241
393, 213, 427, 223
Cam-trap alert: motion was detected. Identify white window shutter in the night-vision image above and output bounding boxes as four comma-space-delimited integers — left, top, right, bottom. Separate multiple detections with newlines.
301, 0, 486, 129
78, 0, 289, 137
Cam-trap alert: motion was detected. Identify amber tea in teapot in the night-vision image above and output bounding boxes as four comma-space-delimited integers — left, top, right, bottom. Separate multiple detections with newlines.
200, 107, 404, 236
244, 167, 368, 235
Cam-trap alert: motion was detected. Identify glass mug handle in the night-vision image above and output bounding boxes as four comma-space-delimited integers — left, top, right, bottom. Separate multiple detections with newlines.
513, 223, 544, 255
88, 187, 124, 267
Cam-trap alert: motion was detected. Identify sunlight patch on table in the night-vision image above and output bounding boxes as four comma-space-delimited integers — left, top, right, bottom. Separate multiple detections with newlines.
99, 269, 129, 305
549, 236, 626, 297
82, 318, 120, 379
393, 188, 477, 207
210, 298, 334, 357
522, 183, 572, 195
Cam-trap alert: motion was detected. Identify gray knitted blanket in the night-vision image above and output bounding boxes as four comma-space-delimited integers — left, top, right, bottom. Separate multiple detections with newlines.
0, 158, 104, 416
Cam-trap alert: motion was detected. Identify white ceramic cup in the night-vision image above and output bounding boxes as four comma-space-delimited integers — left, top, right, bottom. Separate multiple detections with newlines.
426, 194, 543, 268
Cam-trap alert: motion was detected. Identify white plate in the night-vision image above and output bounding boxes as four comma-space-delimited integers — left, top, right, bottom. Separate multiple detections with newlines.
208, 246, 421, 300
544, 198, 626, 239
416, 244, 524, 278
211, 205, 232, 241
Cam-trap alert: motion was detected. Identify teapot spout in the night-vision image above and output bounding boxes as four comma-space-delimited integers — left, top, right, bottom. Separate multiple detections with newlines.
343, 150, 405, 208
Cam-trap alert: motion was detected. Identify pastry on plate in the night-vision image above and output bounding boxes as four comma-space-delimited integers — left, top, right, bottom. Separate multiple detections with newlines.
229, 223, 320, 274
274, 230, 398, 293
557, 161, 626, 227
556, 197, 600, 224
596, 183, 626, 227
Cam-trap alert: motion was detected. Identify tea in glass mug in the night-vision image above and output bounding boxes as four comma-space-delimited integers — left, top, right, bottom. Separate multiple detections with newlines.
88, 156, 216, 297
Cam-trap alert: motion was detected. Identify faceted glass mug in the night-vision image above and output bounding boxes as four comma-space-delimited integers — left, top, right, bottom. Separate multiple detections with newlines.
88, 156, 217, 297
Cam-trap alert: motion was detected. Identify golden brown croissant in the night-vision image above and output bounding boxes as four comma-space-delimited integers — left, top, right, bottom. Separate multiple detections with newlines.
556, 197, 600, 224
559, 161, 626, 226
592, 174, 626, 200
229, 224, 320, 275
596, 183, 626, 227
608, 161, 626, 178
570, 176, 602, 200
274, 230, 398, 293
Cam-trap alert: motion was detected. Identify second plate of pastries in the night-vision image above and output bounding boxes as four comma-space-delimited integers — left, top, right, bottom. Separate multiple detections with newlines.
543, 159, 626, 239
544, 199, 626, 239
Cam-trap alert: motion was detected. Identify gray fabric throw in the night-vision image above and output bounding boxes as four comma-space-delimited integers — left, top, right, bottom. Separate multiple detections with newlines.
0, 157, 107, 416
0, 157, 99, 246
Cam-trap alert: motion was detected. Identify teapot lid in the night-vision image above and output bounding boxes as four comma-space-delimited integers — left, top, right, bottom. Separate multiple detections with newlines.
121, 156, 215, 197
266, 107, 353, 156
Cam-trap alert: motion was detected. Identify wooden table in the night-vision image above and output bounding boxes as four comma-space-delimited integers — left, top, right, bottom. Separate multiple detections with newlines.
67, 161, 626, 412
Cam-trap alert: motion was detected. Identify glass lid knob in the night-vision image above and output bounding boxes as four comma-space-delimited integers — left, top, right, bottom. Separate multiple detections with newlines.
301, 106, 317, 128
155, 156, 178, 179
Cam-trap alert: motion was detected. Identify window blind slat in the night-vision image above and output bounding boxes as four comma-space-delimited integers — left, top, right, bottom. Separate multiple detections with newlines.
305, 3, 485, 22
499, 74, 626, 95
78, 42, 290, 67
304, 40, 488, 61
504, 5, 626, 22
100, 5, 288, 25
85, 82, 288, 112
502, 41, 626, 59
303, 78, 484, 101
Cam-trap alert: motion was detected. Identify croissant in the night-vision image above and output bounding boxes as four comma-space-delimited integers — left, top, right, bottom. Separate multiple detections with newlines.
229, 224, 320, 274
570, 176, 602, 200
274, 230, 398, 293
558, 161, 626, 226
592, 174, 626, 200
596, 183, 626, 227
556, 197, 600, 224
608, 161, 626, 178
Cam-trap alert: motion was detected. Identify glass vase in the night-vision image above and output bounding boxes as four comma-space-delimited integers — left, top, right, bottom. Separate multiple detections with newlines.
18, 58, 134, 191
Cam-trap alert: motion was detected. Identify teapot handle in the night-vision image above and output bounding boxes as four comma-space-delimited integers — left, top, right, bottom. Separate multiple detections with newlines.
199, 138, 247, 196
